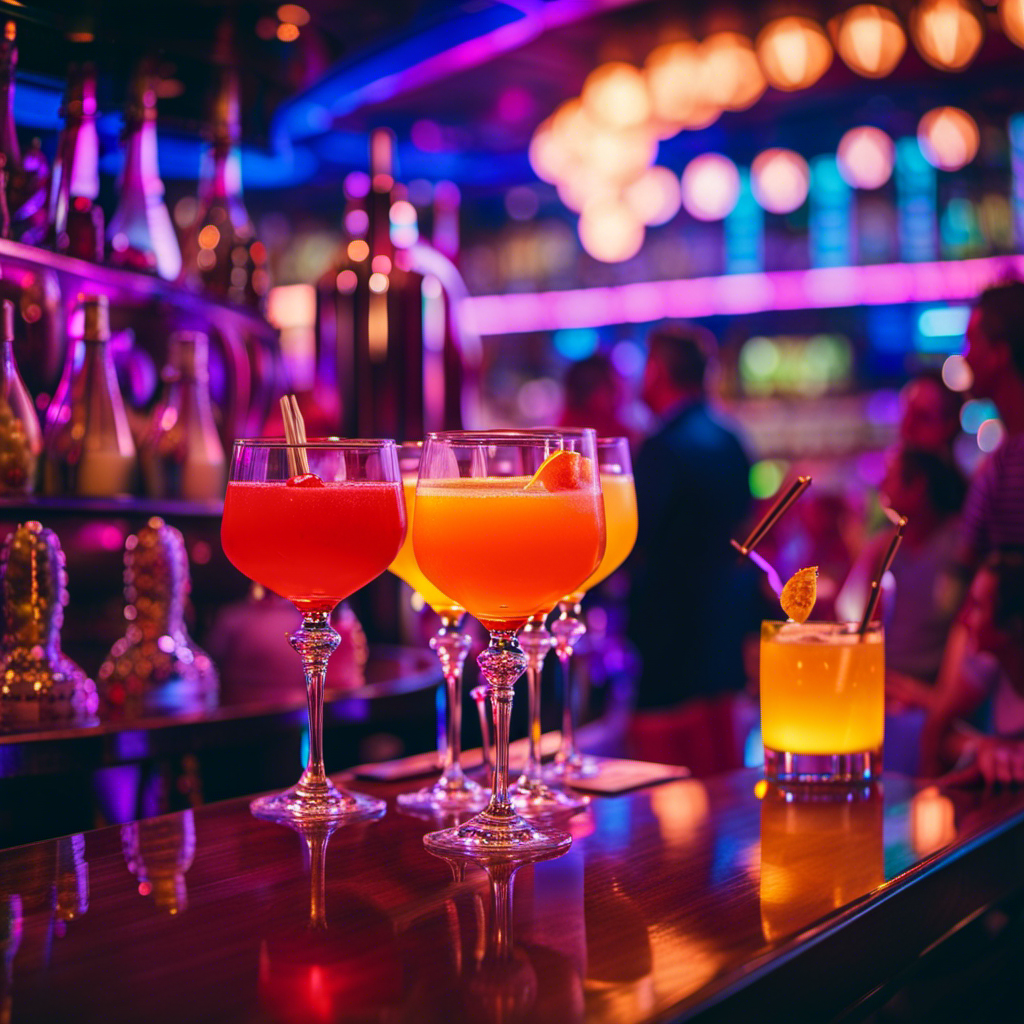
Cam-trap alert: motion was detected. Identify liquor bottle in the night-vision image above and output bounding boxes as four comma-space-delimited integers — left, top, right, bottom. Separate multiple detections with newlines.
0, 521, 98, 728
48, 63, 104, 262
43, 295, 137, 496
0, 298, 41, 495
311, 185, 368, 434
345, 128, 424, 440
107, 59, 181, 280
139, 331, 225, 501
98, 517, 219, 716
0, 21, 48, 244
183, 67, 264, 308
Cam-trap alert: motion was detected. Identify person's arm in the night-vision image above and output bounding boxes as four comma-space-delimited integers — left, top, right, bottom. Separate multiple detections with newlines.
920, 621, 988, 775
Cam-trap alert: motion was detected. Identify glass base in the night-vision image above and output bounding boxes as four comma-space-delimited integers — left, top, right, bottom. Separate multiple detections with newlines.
423, 807, 572, 858
250, 779, 386, 825
545, 753, 601, 781
397, 775, 489, 814
512, 776, 589, 816
764, 747, 882, 784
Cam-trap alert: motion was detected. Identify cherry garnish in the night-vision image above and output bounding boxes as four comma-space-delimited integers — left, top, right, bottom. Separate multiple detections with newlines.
286, 473, 325, 488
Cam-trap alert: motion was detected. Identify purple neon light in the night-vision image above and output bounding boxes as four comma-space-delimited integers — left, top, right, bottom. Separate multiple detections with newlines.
460, 255, 1024, 336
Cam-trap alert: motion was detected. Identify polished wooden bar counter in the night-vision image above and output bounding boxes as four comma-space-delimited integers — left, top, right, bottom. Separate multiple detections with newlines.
4, 768, 1024, 1023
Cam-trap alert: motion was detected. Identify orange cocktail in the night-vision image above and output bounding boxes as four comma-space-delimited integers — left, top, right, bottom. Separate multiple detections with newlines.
414, 477, 605, 631
760, 621, 884, 782
222, 480, 405, 612
413, 430, 605, 858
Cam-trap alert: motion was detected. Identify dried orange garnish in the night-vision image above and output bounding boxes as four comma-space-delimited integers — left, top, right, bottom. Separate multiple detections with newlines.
781, 566, 818, 623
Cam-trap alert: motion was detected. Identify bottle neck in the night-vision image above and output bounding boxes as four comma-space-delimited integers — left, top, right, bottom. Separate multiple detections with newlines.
0, 339, 14, 377
201, 142, 242, 204
120, 114, 163, 199
64, 116, 100, 201
0, 68, 19, 167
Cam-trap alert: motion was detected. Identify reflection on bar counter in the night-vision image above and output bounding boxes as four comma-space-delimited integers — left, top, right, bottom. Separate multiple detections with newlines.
759, 781, 884, 942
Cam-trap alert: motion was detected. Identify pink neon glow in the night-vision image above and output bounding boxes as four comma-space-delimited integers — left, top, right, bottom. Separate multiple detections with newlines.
460, 256, 1024, 336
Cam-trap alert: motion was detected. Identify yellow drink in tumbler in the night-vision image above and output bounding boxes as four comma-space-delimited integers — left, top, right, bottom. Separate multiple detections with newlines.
760, 621, 884, 756
388, 477, 463, 620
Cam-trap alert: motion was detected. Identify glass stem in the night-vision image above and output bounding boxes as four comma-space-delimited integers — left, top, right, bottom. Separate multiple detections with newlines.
289, 611, 341, 798
431, 614, 472, 786
552, 600, 587, 767
479, 630, 527, 819
517, 618, 553, 786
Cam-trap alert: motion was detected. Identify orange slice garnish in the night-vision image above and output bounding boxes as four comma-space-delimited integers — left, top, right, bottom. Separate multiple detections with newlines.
524, 450, 594, 491
780, 566, 818, 623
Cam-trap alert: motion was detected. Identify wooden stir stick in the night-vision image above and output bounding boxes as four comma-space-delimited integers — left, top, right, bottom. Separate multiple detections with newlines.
279, 394, 311, 476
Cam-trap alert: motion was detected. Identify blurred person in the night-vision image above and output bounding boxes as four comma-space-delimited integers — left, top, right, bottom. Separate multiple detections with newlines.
930, 550, 1024, 785
924, 281, 1024, 771
899, 371, 963, 457
627, 322, 755, 707
837, 447, 967, 710
559, 352, 634, 444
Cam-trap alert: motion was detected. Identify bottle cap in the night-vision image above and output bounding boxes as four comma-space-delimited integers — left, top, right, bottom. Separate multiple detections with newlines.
82, 295, 110, 341
167, 331, 208, 378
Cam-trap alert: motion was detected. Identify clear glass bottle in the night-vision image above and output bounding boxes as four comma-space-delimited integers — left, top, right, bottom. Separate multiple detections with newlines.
0, 297, 41, 495
48, 63, 103, 263
0, 21, 48, 244
183, 68, 264, 308
107, 59, 181, 280
43, 295, 137, 497
140, 331, 225, 501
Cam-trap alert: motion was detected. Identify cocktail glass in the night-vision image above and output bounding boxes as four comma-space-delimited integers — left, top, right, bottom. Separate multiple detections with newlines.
389, 443, 487, 814
221, 438, 405, 825
413, 430, 606, 856
511, 610, 589, 815
549, 436, 637, 780
760, 620, 885, 783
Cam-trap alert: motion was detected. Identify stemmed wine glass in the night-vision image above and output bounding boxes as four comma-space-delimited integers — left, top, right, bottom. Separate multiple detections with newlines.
221, 438, 406, 825
548, 437, 637, 780
388, 442, 487, 814
412, 430, 606, 856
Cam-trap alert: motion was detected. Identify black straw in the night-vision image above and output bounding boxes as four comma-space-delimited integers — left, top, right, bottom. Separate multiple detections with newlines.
858, 513, 907, 635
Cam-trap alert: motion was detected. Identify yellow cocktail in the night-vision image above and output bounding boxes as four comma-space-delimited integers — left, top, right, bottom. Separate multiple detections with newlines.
760, 621, 884, 782
414, 477, 605, 632
389, 476, 463, 621
568, 471, 637, 600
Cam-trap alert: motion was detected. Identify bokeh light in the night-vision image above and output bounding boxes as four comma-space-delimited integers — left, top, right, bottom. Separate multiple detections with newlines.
277, 4, 310, 26
624, 166, 682, 226
578, 201, 646, 263
581, 62, 651, 130
557, 172, 618, 215
644, 41, 720, 129
528, 118, 566, 184
942, 353, 973, 391
911, 0, 983, 71
755, 17, 833, 91
680, 153, 741, 221
751, 149, 810, 214
701, 32, 767, 111
917, 106, 980, 171
837, 126, 895, 189
978, 418, 1006, 452
832, 5, 907, 78
960, 398, 998, 432
1001, 0, 1024, 48
505, 185, 540, 221
749, 460, 787, 499
553, 327, 600, 360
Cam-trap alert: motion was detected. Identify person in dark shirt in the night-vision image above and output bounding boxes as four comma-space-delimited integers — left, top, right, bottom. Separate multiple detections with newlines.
627, 322, 754, 708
